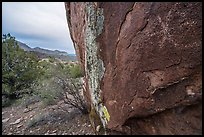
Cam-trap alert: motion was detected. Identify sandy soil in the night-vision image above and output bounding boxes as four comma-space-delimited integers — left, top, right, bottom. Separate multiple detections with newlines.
2, 100, 95, 135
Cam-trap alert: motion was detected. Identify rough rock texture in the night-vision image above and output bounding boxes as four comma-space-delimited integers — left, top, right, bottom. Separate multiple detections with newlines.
65, 2, 202, 135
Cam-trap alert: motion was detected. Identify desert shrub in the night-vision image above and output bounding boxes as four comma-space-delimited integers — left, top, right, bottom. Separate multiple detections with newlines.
26, 113, 48, 128
2, 33, 42, 100
48, 56, 55, 63
39, 91, 57, 107
34, 78, 62, 107
2, 95, 15, 107
15, 94, 41, 107
68, 64, 83, 78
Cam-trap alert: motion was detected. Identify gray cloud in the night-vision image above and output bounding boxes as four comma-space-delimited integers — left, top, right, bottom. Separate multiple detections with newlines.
2, 2, 75, 54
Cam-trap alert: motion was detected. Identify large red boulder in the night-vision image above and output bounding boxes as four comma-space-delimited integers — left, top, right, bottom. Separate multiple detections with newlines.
65, 2, 202, 134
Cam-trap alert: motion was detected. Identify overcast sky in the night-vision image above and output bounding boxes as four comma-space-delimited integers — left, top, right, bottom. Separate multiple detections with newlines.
2, 2, 75, 54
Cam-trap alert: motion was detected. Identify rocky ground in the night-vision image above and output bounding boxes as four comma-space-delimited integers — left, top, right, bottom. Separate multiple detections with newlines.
2, 100, 95, 135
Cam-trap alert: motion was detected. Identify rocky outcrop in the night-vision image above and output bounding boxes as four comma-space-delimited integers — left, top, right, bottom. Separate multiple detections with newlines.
65, 2, 202, 135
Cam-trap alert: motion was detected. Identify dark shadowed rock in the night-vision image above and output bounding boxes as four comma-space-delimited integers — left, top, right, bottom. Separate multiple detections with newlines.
65, 2, 202, 135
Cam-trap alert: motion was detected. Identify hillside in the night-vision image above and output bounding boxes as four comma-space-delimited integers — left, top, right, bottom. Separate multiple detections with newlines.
16, 41, 77, 62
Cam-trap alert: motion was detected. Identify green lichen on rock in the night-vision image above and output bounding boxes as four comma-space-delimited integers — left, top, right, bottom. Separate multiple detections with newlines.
84, 2, 109, 133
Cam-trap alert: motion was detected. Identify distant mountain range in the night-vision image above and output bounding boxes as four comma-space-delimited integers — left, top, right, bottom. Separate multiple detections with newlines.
16, 41, 77, 62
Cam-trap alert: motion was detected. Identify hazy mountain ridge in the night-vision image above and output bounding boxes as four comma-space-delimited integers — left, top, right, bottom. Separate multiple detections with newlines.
16, 40, 76, 62
17, 41, 33, 51
33, 47, 68, 56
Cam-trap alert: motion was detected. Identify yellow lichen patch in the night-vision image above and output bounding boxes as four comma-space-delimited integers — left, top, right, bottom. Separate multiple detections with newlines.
103, 106, 110, 122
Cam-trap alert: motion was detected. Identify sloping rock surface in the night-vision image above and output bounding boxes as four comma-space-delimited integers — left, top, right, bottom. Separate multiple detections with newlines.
65, 2, 202, 134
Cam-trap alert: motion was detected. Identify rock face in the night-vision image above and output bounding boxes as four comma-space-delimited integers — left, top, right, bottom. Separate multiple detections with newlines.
65, 2, 202, 134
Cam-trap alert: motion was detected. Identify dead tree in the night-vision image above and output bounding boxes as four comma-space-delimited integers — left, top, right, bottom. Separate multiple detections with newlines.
55, 76, 88, 114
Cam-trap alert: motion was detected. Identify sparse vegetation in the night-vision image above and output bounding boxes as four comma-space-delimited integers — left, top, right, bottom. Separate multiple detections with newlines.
35, 57, 88, 113
2, 33, 90, 135
2, 33, 87, 114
